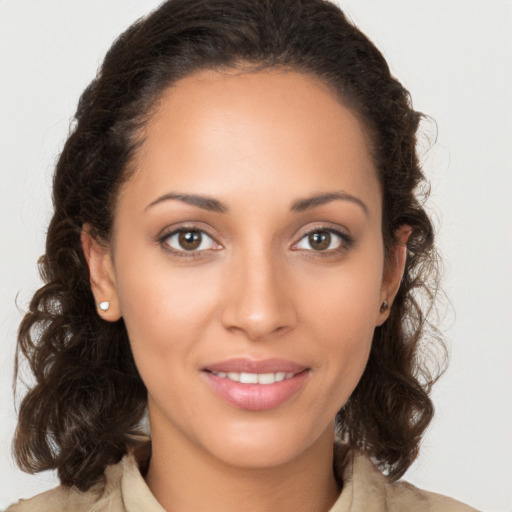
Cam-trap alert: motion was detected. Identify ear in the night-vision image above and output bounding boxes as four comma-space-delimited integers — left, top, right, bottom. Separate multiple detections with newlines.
376, 225, 412, 326
81, 224, 122, 321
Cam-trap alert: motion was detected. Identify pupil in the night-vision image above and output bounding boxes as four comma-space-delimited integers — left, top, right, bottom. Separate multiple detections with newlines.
309, 231, 330, 251
179, 230, 201, 250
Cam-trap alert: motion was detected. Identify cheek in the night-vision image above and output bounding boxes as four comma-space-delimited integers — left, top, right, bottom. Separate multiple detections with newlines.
302, 254, 383, 338
306, 298, 375, 416
299, 253, 383, 394
113, 252, 223, 373
313, 289, 375, 384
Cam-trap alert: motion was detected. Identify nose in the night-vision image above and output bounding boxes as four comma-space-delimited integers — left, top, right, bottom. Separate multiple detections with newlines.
220, 249, 297, 341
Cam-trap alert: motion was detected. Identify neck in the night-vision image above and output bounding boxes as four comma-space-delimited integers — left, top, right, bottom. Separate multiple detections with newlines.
145, 423, 340, 512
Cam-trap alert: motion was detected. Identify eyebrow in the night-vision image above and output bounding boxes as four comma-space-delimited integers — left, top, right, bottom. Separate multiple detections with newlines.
145, 190, 368, 216
145, 193, 228, 213
291, 191, 369, 216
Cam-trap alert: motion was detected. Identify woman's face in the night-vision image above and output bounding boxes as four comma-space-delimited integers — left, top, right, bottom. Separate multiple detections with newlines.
89, 69, 396, 469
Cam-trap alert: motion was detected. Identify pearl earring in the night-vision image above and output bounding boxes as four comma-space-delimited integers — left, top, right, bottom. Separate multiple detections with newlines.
380, 300, 390, 313
98, 301, 110, 312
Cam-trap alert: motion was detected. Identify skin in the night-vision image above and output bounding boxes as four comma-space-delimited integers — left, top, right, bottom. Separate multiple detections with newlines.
82, 69, 408, 512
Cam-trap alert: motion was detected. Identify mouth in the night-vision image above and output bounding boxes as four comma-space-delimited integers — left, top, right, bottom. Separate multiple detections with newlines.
205, 370, 297, 385
201, 358, 310, 411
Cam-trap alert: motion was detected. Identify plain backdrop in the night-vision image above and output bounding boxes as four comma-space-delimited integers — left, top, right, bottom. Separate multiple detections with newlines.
1, 1, 511, 510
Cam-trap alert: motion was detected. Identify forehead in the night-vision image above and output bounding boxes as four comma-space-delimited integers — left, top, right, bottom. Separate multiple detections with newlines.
121, 68, 380, 217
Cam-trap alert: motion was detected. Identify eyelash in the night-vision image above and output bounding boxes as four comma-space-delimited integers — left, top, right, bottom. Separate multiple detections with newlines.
292, 226, 354, 256
157, 224, 354, 258
157, 224, 221, 258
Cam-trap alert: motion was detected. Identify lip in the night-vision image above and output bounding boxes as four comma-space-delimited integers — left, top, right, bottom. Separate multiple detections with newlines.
202, 358, 310, 411
203, 358, 307, 374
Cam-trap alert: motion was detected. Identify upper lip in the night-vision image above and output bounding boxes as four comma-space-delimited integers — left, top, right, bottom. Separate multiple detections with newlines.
203, 358, 308, 374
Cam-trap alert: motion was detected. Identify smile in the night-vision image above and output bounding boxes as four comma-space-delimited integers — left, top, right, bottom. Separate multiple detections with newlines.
208, 371, 296, 385
202, 358, 310, 411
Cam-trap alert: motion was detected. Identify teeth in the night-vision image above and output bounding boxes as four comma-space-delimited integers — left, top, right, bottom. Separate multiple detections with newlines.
240, 372, 258, 384
212, 371, 296, 384
257, 373, 276, 385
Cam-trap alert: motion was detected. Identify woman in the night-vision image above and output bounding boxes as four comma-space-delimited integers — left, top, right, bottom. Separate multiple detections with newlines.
7, 0, 478, 510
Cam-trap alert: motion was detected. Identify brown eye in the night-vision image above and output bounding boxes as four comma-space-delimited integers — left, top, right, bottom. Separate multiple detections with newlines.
163, 229, 218, 253
178, 230, 202, 250
308, 231, 331, 251
293, 228, 349, 253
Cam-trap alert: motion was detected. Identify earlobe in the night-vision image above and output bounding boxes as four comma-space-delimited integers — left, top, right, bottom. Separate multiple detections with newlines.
81, 225, 122, 321
376, 225, 412, 326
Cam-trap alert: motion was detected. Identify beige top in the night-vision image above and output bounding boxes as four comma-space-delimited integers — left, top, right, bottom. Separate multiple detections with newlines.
7, 447, 479, 512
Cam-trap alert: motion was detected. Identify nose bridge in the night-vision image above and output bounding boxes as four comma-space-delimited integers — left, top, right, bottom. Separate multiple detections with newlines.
221, 242, 296, 340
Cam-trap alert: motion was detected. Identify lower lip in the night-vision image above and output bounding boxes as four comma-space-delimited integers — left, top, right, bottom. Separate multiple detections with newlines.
202, 371, 309, 411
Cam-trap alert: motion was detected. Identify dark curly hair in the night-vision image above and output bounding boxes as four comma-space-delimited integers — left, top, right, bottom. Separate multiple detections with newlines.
14, 0, 445, 492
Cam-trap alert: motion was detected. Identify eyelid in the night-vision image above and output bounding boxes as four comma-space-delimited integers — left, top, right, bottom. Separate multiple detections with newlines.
291, 224, 354, 253
157, 224, 223, 255
155, 222, 353, 257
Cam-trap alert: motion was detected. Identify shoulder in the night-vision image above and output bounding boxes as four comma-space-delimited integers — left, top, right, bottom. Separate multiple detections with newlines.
6, 450, 164, 512
6, 458, 124, 512
6, 485, 97, 512
384, 479, 479, 512
334, 446, 480, 512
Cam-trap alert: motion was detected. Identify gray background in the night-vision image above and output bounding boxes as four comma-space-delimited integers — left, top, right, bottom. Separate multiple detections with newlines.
1, 1, 511, 510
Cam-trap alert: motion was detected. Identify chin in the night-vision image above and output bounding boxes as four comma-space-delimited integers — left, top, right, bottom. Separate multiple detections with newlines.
197, 418, 333, 470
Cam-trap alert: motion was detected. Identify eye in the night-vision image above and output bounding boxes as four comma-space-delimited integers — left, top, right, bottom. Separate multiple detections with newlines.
293, 229, 350, 252
162, 228, 219, 253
